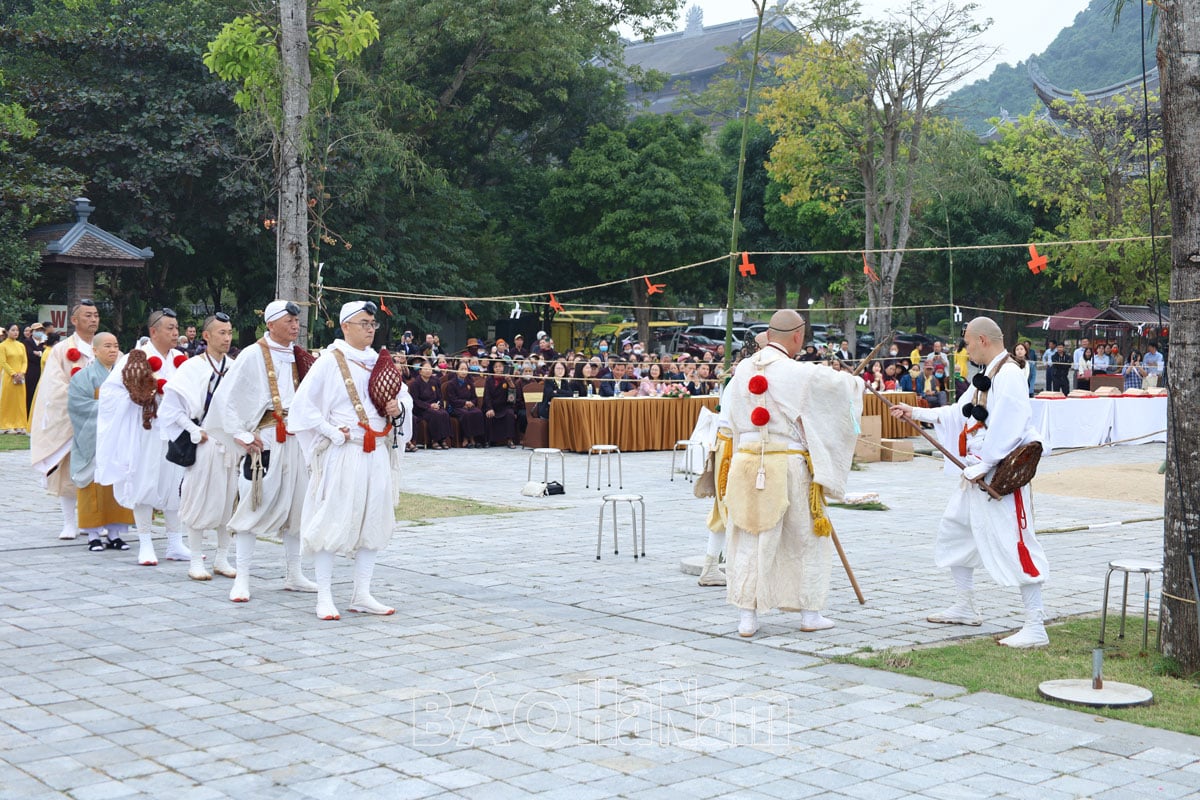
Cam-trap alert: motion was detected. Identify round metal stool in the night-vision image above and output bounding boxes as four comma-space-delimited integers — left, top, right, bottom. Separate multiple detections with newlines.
670, 439, 705, 482
527, 447, 565, 485
586, 444, 622, 490
597, 494, 645, 560
1099, 558, 1162, 653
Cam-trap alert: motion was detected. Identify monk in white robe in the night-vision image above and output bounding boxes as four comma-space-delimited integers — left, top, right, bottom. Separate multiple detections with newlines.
96, 309, 189, 566
891, 316, 1050, 648
29, 300, 101, 539
205, 300, 316, 602
158, 314, 238, 581
67, 333, 134, 551
289, 301, 412, 621
723, 310, 863, 637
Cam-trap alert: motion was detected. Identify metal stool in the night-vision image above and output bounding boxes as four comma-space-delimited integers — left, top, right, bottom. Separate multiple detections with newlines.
597, 494, 646, 560
586, 444, 622, 490
1099, 558, 1162, 653
671, 439, 705, 482
527, 447, 565, 485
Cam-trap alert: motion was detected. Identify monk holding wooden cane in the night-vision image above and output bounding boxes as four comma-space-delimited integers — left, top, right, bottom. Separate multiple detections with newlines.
890, 316, 1051, 648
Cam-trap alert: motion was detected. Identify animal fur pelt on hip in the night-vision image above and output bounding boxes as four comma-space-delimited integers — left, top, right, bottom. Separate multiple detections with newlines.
725, 451, 790, 534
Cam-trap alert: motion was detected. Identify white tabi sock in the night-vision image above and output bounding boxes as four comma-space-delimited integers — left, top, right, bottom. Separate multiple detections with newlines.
133, 505, 157, 565
229, 532, 255, 602
163, 510, 189, 560
951, 566, 975, 593
314, 550, 340, 620
705, 531, 725, 559
214, 527, 235, 577
349, 549, 394, 615
999, 583, 1049, 648
58, 494, 79, 539
283, 532, 318, 592
187, 531, 210, 580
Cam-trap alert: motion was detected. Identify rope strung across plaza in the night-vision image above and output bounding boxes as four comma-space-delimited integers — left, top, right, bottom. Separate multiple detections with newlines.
318, 232, 1185, 323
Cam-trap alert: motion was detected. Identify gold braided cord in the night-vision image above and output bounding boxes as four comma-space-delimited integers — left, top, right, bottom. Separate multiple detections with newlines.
1162, 590, 1196, 606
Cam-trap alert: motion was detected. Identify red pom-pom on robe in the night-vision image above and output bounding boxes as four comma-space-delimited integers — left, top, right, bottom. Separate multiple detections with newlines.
66, 348, 81, 362
750, 406, 770, 426
748, 375, 768, 395
147, 356, 163, 372
173, 354, 187, 369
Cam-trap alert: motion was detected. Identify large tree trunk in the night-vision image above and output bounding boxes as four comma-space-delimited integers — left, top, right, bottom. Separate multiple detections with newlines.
1158, 0, 1200, 673
277, 0, 311, 344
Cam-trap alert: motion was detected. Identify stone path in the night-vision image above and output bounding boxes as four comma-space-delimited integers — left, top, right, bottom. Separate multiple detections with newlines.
1, 441, 1196, 799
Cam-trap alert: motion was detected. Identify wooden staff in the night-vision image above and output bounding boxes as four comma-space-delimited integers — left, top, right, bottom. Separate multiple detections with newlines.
865, 384, 1003, 501
824, 333, 892, 606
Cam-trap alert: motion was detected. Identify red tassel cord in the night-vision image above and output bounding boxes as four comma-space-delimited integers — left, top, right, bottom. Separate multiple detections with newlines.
959, 422, 985, 457
358, 421, 392, 453
274, 412, 288, 443
1013, 489, 1039, 578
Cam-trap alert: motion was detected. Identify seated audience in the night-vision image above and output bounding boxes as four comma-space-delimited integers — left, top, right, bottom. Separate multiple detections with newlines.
483, 359, 518, 448
410, 359, 452, 450
538, 360, 575, 418
445, 361, 486, 447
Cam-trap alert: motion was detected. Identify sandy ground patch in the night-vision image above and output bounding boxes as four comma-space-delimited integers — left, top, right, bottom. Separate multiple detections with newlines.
1034, 462, 1164, 506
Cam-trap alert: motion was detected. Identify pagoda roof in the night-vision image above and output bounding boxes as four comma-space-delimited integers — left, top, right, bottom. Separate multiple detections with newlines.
621, 6, 795, 79
28, 198, 152, 268
1028, 61, 1159, 115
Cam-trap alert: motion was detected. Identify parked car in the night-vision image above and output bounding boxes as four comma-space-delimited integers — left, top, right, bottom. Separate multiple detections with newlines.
673, 333, 723, 359
684, 325, 746, 353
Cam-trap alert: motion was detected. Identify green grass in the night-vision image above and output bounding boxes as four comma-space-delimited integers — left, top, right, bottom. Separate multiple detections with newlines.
844, 616, 1200, 736
395, 492, 526, 524
829, 501, 889, 511
0, 433, 29, 452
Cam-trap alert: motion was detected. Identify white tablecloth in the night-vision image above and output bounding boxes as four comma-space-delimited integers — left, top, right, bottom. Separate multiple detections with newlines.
1030, 397, 1167, 449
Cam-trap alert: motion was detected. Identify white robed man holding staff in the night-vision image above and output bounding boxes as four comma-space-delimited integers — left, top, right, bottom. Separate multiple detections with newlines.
289, 300, 412, 621
158, 312, 238, 581
890, 316, 1050, 648
723, 309, 864, 638
29, 299, 101, 540
206, 300, 317, 602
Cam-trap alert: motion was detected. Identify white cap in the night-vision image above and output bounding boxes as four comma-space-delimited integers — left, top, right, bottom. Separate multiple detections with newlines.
536, 330, 547, 340
339, 300, 376, 324
264, 299, 299, 323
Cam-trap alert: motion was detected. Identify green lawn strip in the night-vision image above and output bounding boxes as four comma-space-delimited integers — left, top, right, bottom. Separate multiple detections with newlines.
842, 617, 1200, 736
829, 502, 889, 511
0, 434, 29, 452
395, 492, 528, 524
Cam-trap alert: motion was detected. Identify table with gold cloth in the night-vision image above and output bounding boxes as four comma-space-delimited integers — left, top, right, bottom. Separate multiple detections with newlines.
548, 396, 720, 453
862, 390, 919, 438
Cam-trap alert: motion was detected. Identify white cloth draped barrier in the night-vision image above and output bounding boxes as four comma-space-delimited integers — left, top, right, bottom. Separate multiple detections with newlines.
1029, 397, 1167, 449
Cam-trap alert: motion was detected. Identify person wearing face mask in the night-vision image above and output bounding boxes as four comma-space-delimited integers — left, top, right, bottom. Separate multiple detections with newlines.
22, 324, 45, 415
597, 339, 611, 362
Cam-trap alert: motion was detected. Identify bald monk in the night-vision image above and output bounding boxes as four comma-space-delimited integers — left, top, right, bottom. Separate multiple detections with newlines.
722, 309, 864, 637
890, 316, 1049, 648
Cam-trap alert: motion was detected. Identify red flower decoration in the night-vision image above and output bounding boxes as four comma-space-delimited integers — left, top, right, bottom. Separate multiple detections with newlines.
70, 366, 81, 376
748, 375, 768, 395
147, 356, 163, 372
750, 406, 770, 426
66, 348, 82, 362
173, 354, 187, 369
156, 378, 167, 394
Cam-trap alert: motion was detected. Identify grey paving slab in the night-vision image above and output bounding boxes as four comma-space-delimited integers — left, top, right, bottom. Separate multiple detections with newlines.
0, 442, 1195, 799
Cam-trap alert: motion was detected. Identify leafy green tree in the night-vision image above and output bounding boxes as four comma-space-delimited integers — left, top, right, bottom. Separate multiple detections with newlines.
545, 115, 728, 342
988, 92, 1169, 303
760, 0, 993, 341
0, 4, 268, 335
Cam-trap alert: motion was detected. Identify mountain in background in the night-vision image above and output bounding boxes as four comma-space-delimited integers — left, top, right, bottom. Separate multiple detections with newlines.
941, 0, 1156, 133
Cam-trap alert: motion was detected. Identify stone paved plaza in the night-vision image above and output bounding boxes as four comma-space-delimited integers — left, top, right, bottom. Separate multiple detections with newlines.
1, 441, 1197, 799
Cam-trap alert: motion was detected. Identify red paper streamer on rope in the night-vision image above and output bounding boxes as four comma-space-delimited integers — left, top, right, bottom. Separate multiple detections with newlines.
1027, 245, 1048, 275
463, 302, 478, 321
738, 252, 757, 277
862, 253, 880, 283
644, 276, 665, 295
548, 293, 564, 313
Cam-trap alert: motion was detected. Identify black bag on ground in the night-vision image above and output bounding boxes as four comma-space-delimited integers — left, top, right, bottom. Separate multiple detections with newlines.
546, 481, 565, 495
